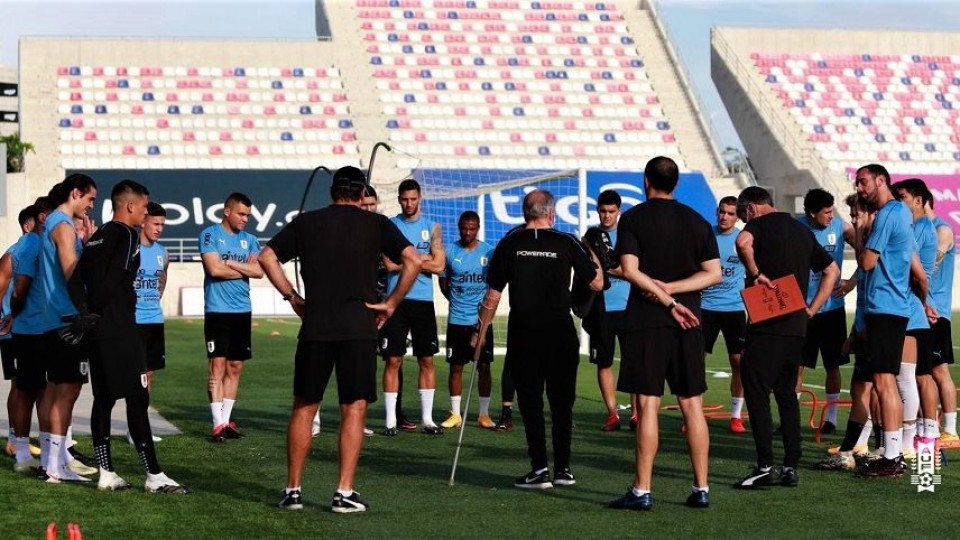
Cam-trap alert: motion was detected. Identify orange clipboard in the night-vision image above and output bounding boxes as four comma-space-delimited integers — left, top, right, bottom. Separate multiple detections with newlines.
740, 274, 807, 324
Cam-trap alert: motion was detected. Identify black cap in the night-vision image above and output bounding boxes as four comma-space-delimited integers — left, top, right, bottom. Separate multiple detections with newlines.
331, 166, 367, 189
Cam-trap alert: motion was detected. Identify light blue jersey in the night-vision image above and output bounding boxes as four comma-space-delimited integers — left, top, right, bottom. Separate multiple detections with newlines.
602, 229, 630, 312
136, 241, 167, 324
800, 216, 846, 312
386, 214, 436, 302
701, 226, 744, 312
1, 243, 15, 342
199, 224, 261, 313
11, 233, 43, 335
863, 200, 913, 318
39, 209, 81, 331
907, 217, 937, 331
930, 217, 955, 321
443, 240, 494, 325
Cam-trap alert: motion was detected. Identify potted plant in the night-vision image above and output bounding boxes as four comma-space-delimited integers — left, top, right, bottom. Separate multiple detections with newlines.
1, 132, 35, 173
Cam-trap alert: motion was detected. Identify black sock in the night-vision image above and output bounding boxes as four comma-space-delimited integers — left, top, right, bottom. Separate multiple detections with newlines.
127, 392, 162, 474
873, 424, 884, 449
503, 405, 512, 417
91, 397, 116, 471
839, 420, 864, 452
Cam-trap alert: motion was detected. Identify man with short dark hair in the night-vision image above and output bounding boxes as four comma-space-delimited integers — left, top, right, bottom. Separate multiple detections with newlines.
380, 179, 446, 435
259, 165, 421, 512
700, 195, 748, 434
137, 202, 169, 393
732, 186, 838, 489
199, 192, 263, 442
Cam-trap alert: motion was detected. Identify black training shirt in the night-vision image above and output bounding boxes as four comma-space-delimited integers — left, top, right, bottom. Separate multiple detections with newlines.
742, 212, 833, 336
486, 227, 596, 319
75, 220, 141, 340
617, 198, 719, 328
267, 204, 411, 342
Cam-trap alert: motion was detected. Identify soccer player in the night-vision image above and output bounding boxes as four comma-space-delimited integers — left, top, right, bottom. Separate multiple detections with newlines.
199, 192, 263, 442
925, 199, 959, 443
438, 211, 496, 429
606, 157, 717, 511
797, 189, 855, 435
36, 173, 99, 482
259, 166, 421, 512
581, 190, 633, 431
854, 164, 915, 477
136, 202, 169, 393
380, 179, 446, 435
72, 180, 187, 493
477, 190, 606, 489
732, 187, 838, 489
700, 196, 748, 434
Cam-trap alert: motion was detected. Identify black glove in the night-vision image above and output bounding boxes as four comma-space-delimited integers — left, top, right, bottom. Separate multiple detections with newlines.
57, 313, 101, 345
584, 227, 618, 271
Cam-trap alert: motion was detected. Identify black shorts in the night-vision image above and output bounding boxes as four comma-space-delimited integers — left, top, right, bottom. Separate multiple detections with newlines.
589, 310, 630, 368
138, 324, 167, 371
42, 330, 90, 385
865, 314, 907, 376
446, 323, 494, 365
89, 338, 148, 401
909, 328, 934, 376
10, 334, 47, 392
932, 318, 955, 367
293, 340, 378, 405
617, 327, 707, 397
801, 307, 849, 369
0, 339, 15, 380
204, 312, 252, 360
701, 309, 746, 355
379, 299, 439, 358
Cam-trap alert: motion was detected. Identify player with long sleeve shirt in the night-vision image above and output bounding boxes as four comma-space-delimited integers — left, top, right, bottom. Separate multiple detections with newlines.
199, 192, 263, 442
700, 196, 748, 434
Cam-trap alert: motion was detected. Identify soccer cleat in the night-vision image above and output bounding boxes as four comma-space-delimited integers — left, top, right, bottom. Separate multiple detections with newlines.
441, 412, 463, 429
820, 421, 837, 435
279, 489, 303, 511
629, 415, 639, 432
211, 425, 227, 443
97, 469, 132, 492
127, 432, 162, 445
779, 467, 799, 487
30, 443, 41, 457
382, 427, 399, 437
477, 414, 496, 429
145, 472, 190, 494
815, 452, 856, 471
940, 432, 960, 448
729, 418, 747, 434
35, 466, 47, 480
13, 457, 40, 474
68, 446, 95, 468
331, 491, 368, 513
398, 416, 418, 432
685, 490, 710, 508
421, 425, 444, 436
46, 466, 92, 484
514, 469, 553, 490
609, 490, 652, 511
553, 467, 576, 486
828, 444, 869, 456
856, 456, 905, 478
494, 414, 513, 431
363, 427, 375, 437
67, 458, 98, 477
223, 422, 245, 439
601, 414, 621, 432
733, 466, 778, 489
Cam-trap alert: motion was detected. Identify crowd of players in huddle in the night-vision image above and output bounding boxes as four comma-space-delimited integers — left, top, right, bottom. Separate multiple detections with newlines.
2, 158, 957, 514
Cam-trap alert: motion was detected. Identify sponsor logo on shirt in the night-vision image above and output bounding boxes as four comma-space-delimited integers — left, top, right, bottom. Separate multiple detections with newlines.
516, 250, 557, 258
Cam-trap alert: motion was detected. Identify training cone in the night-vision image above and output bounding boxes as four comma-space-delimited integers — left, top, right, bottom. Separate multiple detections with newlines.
46, 523, 57, 540
68, 523, 82, 540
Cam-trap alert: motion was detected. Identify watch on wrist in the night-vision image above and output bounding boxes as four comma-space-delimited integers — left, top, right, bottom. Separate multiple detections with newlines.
749, 271, 761, 281
282, 290, 296, 301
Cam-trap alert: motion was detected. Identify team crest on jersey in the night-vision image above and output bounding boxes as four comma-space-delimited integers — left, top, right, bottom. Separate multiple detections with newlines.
79, 361, 89, 376
827, 233, 837, 245
726, 255, 740, 264
157, 255, 163, 266
381, 338, 388, 351
240, 239, 249, 250
447, 347, 453, 358
140, 374, 148, 388
207, 340, 215, 353
480, 257, 488, 266
421, 230, 430, 241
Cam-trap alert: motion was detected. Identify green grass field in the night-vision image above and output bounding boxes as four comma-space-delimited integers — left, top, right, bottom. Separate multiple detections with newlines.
2, 318, 959, 539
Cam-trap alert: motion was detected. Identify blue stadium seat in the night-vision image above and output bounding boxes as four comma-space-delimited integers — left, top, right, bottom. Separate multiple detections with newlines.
299, 106, 312, 114
404, 94, 415, 103
168, 105, 180, 114
192, 105, 204, 114
338, 119, 353, 128
272, 81, 283, 89
546, 13, 556, 21
420, 69, 432, 78
794, 99, 805, 107
875, 134, 886, 143
844, 108, 855, 116
954, 152, 960, 161
425, 45, 436, 53
281, 132, 293, 141
925, 143, 936, 152
404, 10, 414, 19
293, 68, 304, 77
69, 66, 80, 76
861, 117, 872, 125
387, 119, 399, 129
564, 59, 575, 67
505, 82, 516, 91
479, 146, 490, 155
538, 146, 550, 156
915, 117, 925, 126
436, 82, 447, 90
371, 57, 382, 65
474, 58, 485, 66
235, 68, 247, 76
804, 82, 815, 91
513, 107, 525, 116
118, 80, 129, 88
656, 121, 670, 130
148, 146, 160, 155
71, 105, 83, 114
418, 23, 429, 31
621, 36, 634, 45
813, 125, 825, 134
604, 133, 616, 142
403, 45, 413, 54
766, 75, 777, 83
448, 11, 458, 19
584, 83, 595, 92
873, 92, 884, 101
899, 151, 911, 160
143, 92, 154, 101
481, 82, 493, 90
59, 119, 71, 127
95, 105, 107, 114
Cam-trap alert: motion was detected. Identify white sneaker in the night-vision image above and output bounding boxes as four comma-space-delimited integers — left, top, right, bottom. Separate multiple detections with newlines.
48, 465, 92, 483
363, 427, 374, 437
67, 457, 98, 476
127, 432, 164, 444
97, 469, 132, 491
13, 457, 40, 473
145, 472, 190, 494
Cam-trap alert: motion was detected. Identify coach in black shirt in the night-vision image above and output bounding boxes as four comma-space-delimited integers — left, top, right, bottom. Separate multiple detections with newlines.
259, 166, 421, 512
733, 186, 838, 489
476, 190, 602, 489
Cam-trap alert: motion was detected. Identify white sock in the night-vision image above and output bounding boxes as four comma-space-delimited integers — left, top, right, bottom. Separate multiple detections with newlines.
945, 412, 957, 436
902, 422, 917, 449
66, 425, 74, 447
916, 416, 925, 437
336, 489, 353, 497
796, 392, 802, 401
60, 434, 72, 465
222, 398, 236, 424
631, 486, 650, 496
40, 431, 51, 470
286, 486, 301, 494
15, 436, 32, 462
857, 419, 873, 448
883, 430, 902, 460
731, 397, 745, 419
692, 485, 709, 493
922, 418, 940, 439
210, 402, 223, 427
450, 395, 462, 416
48, 434, 65, 473
420, 388, 436, 426
312, 411, 321, 428
384, 392, 398, 428
825, 393, 840, 424
479, 397, 491, 415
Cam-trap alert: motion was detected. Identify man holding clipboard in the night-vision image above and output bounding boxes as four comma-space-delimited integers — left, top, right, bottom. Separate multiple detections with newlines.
732, 187, 840, 489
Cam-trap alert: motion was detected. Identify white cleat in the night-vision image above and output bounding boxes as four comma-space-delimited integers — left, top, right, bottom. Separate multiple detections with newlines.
363, 427, 374, 437
13, 457, 40, 474
97, 469, 132, 491
67, 458, 98, 477
48, 465, 92, 483
145, 472, 190, 494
